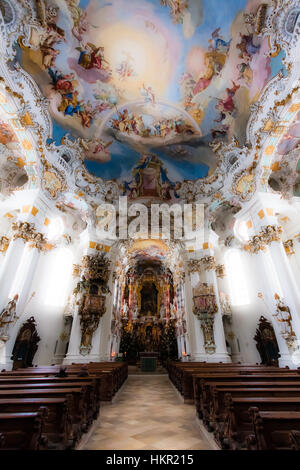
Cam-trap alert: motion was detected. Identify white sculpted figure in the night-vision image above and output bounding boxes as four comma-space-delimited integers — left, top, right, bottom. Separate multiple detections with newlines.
123, 301, 129, 318
0, 294, 19, 341
170, 302, 177, 319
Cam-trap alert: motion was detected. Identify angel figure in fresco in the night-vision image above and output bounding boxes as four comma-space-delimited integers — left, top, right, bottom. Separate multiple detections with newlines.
214, 81, 240, 122
68, 43, 111, 84
76, 43, 109, 71
140, 84, 155, 105
40, 46, 60, 68
72, 9, 89, 43
193, 51, 226, 96
0, 121, 17, 145
39, 17, 65, 69
58, 91, 80, 117
116, 51, 136, 80
208, 28, 231, 54
48, 68, 76, 94
65, 0, 91, 42
78, 101, 95, 128
92, 139, 113, 155
237, 61, 253, 86
160, 0, 188, 24
236, 33, 260, 60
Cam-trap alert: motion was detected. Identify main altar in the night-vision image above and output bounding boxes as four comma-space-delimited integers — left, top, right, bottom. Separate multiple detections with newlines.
117, 264, 179, 364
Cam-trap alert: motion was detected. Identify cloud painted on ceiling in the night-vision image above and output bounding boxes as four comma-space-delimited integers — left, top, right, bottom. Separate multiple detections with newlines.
19, 0, 282, 183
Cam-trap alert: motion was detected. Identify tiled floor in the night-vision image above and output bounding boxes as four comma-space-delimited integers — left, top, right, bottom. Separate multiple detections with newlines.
82, 374, 216, 450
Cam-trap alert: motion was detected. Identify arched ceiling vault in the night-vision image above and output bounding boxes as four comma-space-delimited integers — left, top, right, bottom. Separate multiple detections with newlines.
0, 0, 299, 242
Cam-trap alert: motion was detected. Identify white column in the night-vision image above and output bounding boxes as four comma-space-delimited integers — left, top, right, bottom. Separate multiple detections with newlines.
205, 266, 231, 363
185, 271, 206, 360
63, 306, 82, 364
0, 238, 26, 311
256, 250, 295, 368
1, 245, 41, 368
268, 241, 300, 326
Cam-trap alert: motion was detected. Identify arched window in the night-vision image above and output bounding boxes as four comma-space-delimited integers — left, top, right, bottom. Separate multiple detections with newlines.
225, 249, 250, 306
44, 248, 73, 307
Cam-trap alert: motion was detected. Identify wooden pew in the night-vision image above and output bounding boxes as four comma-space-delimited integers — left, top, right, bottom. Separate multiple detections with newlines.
220, 396, 300, 450
0, 408, 48, 450
0, 376, 101, 418
0, 361, 128, 449
197, 380, 300, 422
0, 364, 125, 401
0, 382, 100, 424
194, 373, 300, 414
289, 430, 300, 450
168, 362, 297, 401
0, 387, 90, 437
0, 396, 75, 449
208, 387, 300, 434
246, 408, 300, 450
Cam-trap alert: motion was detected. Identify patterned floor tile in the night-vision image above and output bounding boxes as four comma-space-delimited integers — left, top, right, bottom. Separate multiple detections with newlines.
82, 375, 215, 450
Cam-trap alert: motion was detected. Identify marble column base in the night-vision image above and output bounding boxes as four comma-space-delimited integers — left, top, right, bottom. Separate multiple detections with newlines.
63, 353, 102, 364
52, 354, 65, 364
231, 353, 243, 363
0, 356, 13, 370
191, 352, 231, 363
279, 353, 297, 369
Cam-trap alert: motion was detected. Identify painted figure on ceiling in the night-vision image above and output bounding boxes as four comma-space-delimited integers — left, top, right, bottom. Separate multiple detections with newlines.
58, 90, 80, 117
68, 43, 111, 83
208, 28, 231, 54
214, 81, 240, 123
140, 84, 156, 105
76, 43, 108, 71
160, 0, 189, 24
116, 51, 136, 80
236, 33, 261, 60
48, 68, 76, 93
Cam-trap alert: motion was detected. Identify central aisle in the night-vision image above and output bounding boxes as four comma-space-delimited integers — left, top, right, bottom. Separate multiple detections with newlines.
82, 375, 216, 450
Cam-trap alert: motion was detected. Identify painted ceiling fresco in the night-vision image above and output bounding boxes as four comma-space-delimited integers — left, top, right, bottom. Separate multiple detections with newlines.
19, 0, 284, 186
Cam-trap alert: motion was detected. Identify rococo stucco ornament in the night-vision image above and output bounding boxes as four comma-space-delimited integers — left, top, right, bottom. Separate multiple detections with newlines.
12, 221, 35, 242
260, 224, 283, 245
73, 253, 111, 355
283, 239, 295, 256
216, 264, 226, 278
200, 256, 217, 272
0, 236, 9, 253
248, 225, 283, 253
192, 282, 218, 354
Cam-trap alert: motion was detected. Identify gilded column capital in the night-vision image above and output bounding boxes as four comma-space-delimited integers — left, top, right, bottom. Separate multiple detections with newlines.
187, 256, 217, 272
248, 225, 283, 254
216, 264, 226, 278
200, 256, 217, 271
28, 232, 50, 252
12, 221, 36, 242
187, 259, 202, 273
248, 234, 266, 254
283, 239, 295, 256
0, 236, 10, 253
260, 225, 282, 245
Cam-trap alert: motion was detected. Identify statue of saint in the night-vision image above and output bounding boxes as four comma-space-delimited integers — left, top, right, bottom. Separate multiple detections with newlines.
0, 294, 19, 340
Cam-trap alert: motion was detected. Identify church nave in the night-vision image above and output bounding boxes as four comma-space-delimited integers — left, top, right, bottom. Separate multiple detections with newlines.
81, 375, 216, 451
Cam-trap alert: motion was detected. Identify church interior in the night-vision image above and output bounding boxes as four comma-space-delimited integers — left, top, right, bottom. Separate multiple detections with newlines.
0, 0, 300, 452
